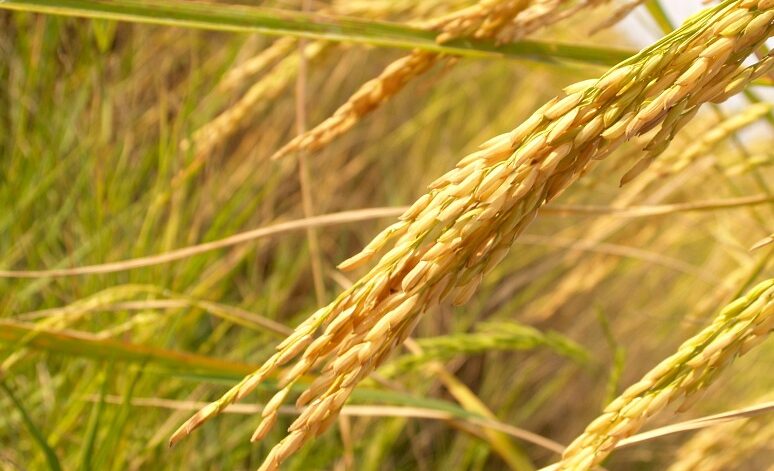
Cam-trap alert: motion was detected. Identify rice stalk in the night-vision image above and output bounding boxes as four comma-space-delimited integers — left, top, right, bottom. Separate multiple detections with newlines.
751, 233, 774, 250
170, 2, 773, 469
666, 396, 774, 471
615, 400, 774, 448
553, 278, 774, 471
294, 0, 327, 307
2, 195, 769, 280
0, 208, 407, 278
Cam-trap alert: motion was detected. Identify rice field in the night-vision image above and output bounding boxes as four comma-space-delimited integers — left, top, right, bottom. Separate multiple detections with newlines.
0, 1, 772, 470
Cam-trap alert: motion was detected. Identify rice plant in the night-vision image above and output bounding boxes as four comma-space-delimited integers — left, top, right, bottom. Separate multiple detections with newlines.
0, 1, 772, 470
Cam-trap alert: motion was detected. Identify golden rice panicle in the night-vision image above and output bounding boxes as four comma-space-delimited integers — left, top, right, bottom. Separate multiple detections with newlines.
270, 0, 534, 161
498, 0, 639, 43
555, 279, 774, 471
270, 0, 624, 161
171, 2, 773, 469
185, 0, 454, 156
269, 49, 439, 160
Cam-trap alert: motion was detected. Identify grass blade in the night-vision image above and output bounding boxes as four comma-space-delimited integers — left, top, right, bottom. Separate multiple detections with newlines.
78, 366, 110, 471
0, 321, 256, 377
0, 0, 634, 66
1, 380, 62, 471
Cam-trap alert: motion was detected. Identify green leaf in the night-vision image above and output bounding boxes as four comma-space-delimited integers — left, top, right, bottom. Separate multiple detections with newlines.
381, 321, 590, 375
644, 0, 675, 34
1, 380, 62, 471
0, 0, 635, 66
91, 18, 117, 52
0, 321, 257, 376
78, 365, 110, 471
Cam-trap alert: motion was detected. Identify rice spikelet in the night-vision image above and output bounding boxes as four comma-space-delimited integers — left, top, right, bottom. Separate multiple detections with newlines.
554, 278, 774, 471
590, 0, 647, 34
655, 102, 774, 175
170, 2, 773, 469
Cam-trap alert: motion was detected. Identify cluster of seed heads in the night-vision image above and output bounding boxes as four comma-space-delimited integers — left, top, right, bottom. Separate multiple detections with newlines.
170, 1, 773, 470
555, 278, 774, 471
270, 0, 621, 160
184, 0, 448, 155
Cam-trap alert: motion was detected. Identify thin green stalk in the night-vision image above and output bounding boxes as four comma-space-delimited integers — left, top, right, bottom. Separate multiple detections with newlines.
1, 380, 62, 471
0, 321, 257, 377
644, 0, 674, 34
78, 366, 110, 471
0, 0, 634, 66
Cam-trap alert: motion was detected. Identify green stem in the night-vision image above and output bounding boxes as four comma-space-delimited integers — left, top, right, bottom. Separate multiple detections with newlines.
0, 0, 634, 66
644, 0, 674, 32
0, 380, 62, 471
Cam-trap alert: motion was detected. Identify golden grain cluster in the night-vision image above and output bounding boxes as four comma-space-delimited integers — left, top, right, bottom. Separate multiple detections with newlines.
554, 279, 774, 470
270, 0, 620, 160
170, 2, 774, 469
